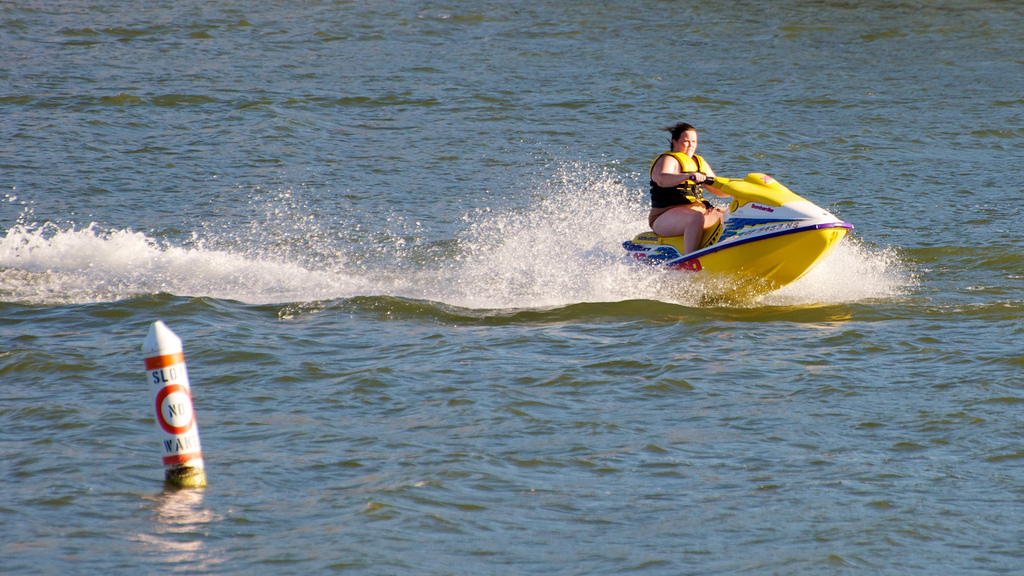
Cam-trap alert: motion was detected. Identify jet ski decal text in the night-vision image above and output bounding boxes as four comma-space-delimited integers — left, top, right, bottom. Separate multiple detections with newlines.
721, 218, 799, 241
754, 222, 800, 234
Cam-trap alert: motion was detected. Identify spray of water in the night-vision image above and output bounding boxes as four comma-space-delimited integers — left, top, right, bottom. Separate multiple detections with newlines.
0, 163, 914, 308
762, 237, 917, 306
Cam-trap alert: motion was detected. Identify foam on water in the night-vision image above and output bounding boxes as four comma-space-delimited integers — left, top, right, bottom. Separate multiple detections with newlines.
0, 222, 368, 305
1, 163, 914, 309
761, 238, 917, 306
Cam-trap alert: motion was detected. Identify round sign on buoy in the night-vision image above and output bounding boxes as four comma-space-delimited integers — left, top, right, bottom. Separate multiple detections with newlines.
155, 384, 196, 435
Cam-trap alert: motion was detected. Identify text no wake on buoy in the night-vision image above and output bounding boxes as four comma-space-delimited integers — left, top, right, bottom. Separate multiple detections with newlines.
142, 320, 207, 488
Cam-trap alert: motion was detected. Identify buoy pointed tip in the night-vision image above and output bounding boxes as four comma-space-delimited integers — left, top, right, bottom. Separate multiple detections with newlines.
142, 320, 182, 356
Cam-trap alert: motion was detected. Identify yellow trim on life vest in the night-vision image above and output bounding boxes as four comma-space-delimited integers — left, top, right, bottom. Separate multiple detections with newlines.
650, 152, 705, 180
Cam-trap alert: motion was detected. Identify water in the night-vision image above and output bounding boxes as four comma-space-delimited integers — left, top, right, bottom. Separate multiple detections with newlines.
3, 0, 1024, 574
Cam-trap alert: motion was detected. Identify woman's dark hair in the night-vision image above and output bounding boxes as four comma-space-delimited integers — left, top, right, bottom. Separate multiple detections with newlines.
662, 122, 696, 142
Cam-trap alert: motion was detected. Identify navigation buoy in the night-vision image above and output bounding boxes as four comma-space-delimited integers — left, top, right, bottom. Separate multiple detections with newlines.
143, 321, 206, 488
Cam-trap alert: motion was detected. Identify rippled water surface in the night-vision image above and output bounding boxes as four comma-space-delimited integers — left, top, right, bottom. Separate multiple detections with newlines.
3, 0, 1024, 574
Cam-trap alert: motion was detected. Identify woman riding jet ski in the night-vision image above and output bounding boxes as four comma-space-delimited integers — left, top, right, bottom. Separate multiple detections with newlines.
623, 123, 852, 291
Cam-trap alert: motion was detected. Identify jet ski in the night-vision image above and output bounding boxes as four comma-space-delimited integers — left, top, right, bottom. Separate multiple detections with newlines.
622, 173, 852, 292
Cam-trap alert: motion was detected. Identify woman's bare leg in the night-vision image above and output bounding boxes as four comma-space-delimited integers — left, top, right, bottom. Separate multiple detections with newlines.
652, 206, 705, 254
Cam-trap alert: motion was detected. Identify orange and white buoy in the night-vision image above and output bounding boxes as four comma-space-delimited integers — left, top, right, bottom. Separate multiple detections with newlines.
142, 320, 206, 487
